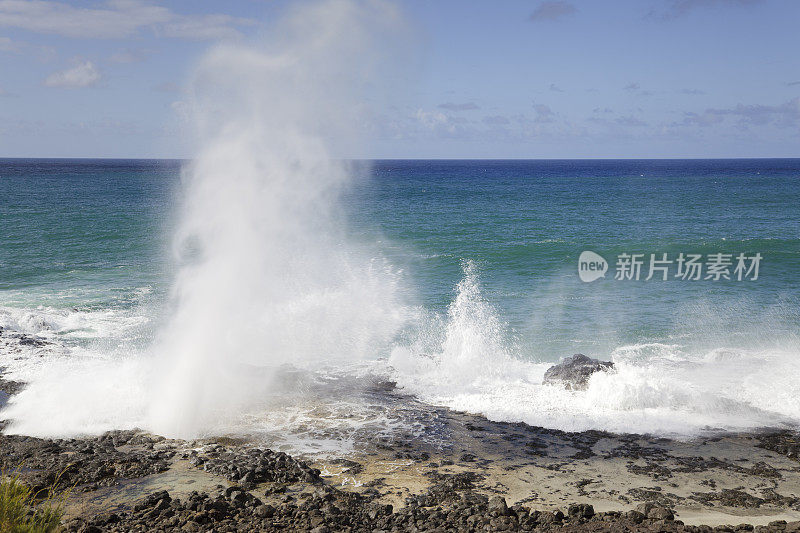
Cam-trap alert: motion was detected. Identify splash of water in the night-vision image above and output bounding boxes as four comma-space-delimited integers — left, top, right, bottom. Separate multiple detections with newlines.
2, 0, 411, 439
149, 0, 411, 438
390, 262, 800, 437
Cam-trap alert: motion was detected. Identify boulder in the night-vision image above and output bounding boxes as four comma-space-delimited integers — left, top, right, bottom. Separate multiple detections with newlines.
568, 503, 595, 520
635, 502, 674, 521
543, 354, 614, 390
488, 496, 510, 516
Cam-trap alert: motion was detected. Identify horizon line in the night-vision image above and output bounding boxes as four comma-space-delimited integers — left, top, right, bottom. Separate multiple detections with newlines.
1, 156, 800, 162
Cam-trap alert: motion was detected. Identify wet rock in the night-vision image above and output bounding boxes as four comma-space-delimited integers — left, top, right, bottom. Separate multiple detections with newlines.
17, 334, 50, 347
254, 504, 275, 518
181, 521, 200, 532
568, 503, 595, 520
0, 431, 173, 493
758, 431, 800, 460
196, 446, 322, 484
650, 507, 675, 520
543, 353, 614, 390
488, 495, 510, 516
693, 489, 765, 508
0, 377, 24, 396
625, 509, 647, 523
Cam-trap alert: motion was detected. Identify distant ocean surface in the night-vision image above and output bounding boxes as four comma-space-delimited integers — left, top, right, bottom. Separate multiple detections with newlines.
2, 158, 800, 443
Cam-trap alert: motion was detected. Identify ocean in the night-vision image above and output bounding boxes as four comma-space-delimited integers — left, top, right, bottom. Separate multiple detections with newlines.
2, 158, 800, 450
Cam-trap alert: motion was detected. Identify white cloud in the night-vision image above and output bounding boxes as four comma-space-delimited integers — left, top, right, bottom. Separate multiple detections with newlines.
0, 0, 254, 40
415, 109, 460, 134
532, 104, 554, 123
170, 100, 190, 121
654, 0, 763, 19
153, 81, 180, 93
483, 115, 510, 125
44, 60, 101, 88
681, 98, 800, 128
0, 34, 55, 59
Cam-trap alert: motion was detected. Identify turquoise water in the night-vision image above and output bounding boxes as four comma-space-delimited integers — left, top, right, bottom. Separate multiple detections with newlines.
0, 159, 175, 304
355, 159, 800, 358
2, 158, 800, 439
1, 158, 799, 358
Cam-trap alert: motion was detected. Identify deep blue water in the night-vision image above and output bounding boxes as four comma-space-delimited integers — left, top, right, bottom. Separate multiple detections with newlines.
1, 158, 799, 360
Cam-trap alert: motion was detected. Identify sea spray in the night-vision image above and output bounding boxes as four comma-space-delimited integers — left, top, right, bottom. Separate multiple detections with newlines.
2, 0, 413, 439
389, 260, 537, 394
390, 263, 800, 437
148, 0, 411, 438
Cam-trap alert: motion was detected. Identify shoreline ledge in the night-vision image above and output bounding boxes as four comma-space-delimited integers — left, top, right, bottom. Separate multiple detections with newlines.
2, 391, 800, 531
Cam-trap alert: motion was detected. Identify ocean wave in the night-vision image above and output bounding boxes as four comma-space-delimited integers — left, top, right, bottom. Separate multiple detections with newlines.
389, 263, 800, 437
0, 305, 150, 342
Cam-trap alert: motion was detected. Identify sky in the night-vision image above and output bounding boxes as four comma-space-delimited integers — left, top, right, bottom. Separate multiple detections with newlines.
0, 0, 798, 159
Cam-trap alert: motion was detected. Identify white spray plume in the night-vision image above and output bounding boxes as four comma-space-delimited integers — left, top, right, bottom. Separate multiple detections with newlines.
1, 0, 411, 440
148, 0, 411, 438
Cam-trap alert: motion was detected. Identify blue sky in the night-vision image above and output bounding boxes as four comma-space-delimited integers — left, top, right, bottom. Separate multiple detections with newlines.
0, 0, 798, 158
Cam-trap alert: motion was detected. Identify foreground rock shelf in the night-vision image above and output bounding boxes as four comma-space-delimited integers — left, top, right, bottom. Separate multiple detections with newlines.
2, 421, 800, 532
3, 371, 800, 531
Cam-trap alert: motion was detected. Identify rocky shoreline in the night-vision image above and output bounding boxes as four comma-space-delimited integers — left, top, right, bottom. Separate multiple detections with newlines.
3, 361, 800, 531
0, 429, 768, 533
1, 417, 800, 531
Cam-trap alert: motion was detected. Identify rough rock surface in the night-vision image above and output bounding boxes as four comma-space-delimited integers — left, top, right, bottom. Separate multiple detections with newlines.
542, 353, 614, 390
63, 479, 800, 533
63, 480, 686, 532
0, 431, 175, 493
188, 445, 322, 486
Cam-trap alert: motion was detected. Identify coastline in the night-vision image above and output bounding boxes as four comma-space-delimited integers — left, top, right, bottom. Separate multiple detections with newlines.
3, 376, 800, 531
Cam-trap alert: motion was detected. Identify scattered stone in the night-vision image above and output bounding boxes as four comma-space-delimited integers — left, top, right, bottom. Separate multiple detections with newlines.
193, 446, 322, 485
758, 431, 800, 460
568, 502, 595, 520
693, 489, 766, 508
488, 495, 510, 516
543, 353, 614, 390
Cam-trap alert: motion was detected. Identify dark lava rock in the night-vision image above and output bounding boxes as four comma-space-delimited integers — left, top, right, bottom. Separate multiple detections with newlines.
58, 459, 764, 533
758, 431, 800, 460
0, 377, 25, 396
488, 495, 510, 516
191, 445, 322, 485
569, 503, 596, 520
636, 502, 675, 520
543, 353, 614, 390
692, 489, 766, 508
17, 334, 50, 347
0, 430, 174, 493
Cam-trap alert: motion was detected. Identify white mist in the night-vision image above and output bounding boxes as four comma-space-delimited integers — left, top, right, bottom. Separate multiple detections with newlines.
2, 0, 411, 439
148, 0, 410, 438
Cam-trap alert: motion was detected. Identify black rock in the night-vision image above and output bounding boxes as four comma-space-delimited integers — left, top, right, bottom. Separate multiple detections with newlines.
568, 503, 595, 520
543, 354, 614, 390
488, 495, 510, 516
637, 502, 675, 520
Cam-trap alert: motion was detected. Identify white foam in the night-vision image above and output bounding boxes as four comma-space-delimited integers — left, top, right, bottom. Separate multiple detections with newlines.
390, 263, 800, 437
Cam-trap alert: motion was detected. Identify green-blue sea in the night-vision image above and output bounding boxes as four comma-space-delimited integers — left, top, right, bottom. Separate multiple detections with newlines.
2, 158, 800, 441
